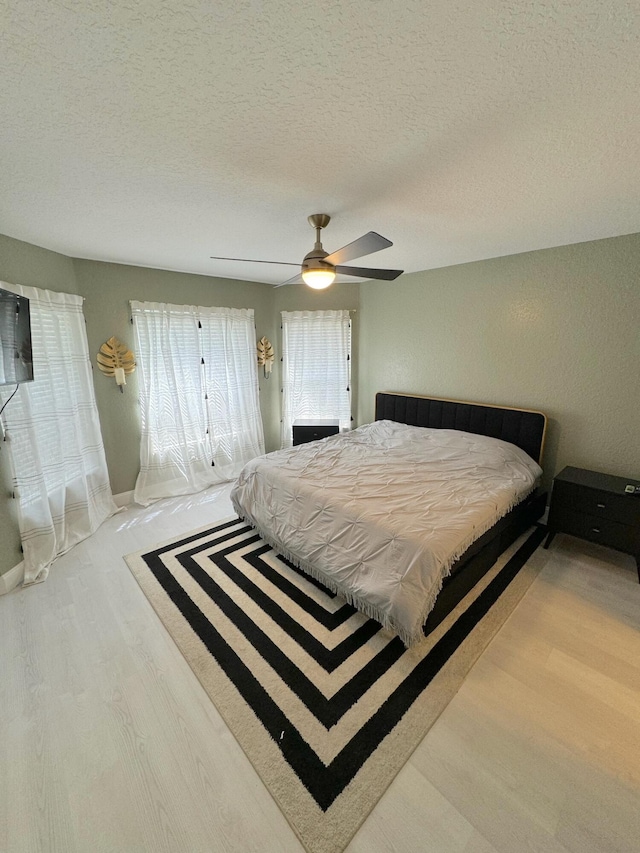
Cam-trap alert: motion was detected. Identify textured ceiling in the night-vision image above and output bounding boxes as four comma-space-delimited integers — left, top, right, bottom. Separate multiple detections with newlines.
1, 0, 639, 284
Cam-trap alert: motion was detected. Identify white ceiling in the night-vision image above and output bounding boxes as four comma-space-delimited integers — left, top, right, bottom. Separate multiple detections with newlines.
1, 0, 639, 285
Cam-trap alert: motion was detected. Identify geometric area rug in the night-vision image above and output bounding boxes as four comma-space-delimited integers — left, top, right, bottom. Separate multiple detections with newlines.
125, 519, 547, 853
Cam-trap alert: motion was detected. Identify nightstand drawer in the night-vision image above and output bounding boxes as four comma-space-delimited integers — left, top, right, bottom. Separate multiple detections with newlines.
552, 481, 640, 526
550, 506, 639, 553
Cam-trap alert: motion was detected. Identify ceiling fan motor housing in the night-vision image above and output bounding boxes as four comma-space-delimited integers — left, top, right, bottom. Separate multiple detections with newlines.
302, 246, 334, 274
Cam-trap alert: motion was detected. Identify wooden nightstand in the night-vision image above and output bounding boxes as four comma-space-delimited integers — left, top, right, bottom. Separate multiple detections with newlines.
544, 466, 640, 582
292, 419, 340, 446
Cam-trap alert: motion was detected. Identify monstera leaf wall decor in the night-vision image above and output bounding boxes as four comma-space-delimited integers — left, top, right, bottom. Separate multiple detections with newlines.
97, 336, 136, 392
257, 336, 275, 377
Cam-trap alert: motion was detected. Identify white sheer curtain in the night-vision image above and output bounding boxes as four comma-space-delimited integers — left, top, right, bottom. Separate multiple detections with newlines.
132, 301, 264, 505
281, 310, 351, 448
0, 282, 117, 585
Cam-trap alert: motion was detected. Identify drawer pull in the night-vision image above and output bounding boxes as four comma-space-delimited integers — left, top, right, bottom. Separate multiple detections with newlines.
591, 527, 601, 534
596, 503, 605, 509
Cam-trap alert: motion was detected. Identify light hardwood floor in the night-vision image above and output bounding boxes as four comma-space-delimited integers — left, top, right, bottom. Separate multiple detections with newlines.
1, 485, 639, 852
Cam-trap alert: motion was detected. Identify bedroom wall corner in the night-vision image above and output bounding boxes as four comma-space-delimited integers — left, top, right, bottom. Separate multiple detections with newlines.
0, 233, 81, 577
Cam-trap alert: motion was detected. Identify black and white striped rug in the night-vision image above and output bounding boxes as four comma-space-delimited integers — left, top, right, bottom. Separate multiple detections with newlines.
126, 518, 546, 853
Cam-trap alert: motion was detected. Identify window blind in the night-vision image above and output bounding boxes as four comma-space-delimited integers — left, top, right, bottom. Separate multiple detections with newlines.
281, 309, 351, 448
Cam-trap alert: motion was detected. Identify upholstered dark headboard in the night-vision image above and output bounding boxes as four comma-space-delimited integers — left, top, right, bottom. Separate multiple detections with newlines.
375, 392, 547, 465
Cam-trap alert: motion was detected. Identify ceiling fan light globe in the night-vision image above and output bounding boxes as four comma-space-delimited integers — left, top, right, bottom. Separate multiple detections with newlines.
301, 268, 336, 289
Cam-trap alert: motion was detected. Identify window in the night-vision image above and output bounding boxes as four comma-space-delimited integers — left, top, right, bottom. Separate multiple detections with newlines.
0, 282, 116, 584
281, 310, 351, 448
132, 301, 264, 504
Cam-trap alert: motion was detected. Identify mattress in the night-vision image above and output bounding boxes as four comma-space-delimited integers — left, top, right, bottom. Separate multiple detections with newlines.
230, 420, 542, 646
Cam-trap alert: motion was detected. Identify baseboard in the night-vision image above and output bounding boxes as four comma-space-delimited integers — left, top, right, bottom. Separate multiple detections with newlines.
113, 490, 135, 507
0, 561, 24, 595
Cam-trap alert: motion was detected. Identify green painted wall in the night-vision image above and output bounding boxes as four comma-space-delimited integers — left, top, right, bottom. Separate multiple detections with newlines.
0, 234, 80, 575
357, 233, 640, 484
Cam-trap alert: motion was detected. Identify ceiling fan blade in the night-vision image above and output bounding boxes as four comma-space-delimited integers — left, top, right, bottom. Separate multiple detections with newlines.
324, 232, 392, 266
209, 256, 299, 266
335, 265, 403, 281
274, 273, 304, 288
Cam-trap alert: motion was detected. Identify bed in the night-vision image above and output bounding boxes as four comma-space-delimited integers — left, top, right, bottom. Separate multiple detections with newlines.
231, 392, 547, 646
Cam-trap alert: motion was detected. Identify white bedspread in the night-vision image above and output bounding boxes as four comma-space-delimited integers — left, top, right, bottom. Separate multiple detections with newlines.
230, 420, 542, 646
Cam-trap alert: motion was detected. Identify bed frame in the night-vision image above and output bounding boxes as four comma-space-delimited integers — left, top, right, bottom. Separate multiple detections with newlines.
375, 392, 548, 635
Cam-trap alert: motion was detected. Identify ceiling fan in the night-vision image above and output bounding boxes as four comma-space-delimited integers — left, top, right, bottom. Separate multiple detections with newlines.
210, 214, 403, 289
